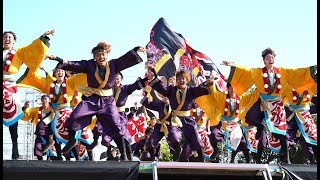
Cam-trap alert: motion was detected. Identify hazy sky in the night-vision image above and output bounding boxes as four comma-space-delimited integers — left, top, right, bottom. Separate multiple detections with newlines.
4, 0, 317, 104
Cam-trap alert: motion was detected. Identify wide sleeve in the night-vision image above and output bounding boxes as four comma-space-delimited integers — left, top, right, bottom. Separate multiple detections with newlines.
189, 81, 211, 99
123, 77, 147, 96
66, 73, 88, 91
16, 68, 51, 93
239, 88, 260, 110
282, 66, 317, 94
9, 37, 50, 74
59, 60, 91, 73
227, 65, 256, 95
195, 84, 224, 125
148, 77, 171, 98
141, 96, 160, 111
113, 49, 143, 72
21, 107, 38, 124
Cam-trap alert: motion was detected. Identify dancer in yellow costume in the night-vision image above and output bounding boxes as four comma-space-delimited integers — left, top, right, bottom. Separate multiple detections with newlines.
221, 48, 316, 163
3, 29, 55, 159
17, 62, 91, 160
283, 84, 317, 163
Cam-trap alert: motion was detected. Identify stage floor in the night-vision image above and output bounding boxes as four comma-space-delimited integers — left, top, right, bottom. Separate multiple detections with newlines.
3, 160, 317, 180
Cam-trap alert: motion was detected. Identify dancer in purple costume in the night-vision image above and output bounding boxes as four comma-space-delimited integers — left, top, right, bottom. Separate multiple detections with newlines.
48, 42, 146, 160
146, 68, 214, 162
140, 88, 183, 161
87, 72, 148, 160
133, 127, 160, 161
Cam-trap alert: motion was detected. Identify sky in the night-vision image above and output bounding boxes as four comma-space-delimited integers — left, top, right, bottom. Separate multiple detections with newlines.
3, 0, 317, 106
2, 0, 317, 160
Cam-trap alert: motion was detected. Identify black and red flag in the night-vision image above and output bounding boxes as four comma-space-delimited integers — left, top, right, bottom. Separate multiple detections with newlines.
145, 17, 227, 103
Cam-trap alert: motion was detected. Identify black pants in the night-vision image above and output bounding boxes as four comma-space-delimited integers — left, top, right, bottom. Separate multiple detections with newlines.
9, 122, 19, 159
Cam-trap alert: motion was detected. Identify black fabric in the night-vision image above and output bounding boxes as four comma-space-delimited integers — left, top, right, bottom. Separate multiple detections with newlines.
4, 160, 140, 180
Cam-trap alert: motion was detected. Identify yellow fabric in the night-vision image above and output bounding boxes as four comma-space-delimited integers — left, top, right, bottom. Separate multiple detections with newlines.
21, 107, 39, 126
88, 116, 97, 130
70, 91, 82, 107
7, 39, 49, 74
78, 86, 113, 97
282, 84, 315, 106
17, 70, 88, 104
230, 66, 316, 96
171, 110, 191, 127
21, 107, 55, 125
117, 106, 126, 112
238, 109, 249, 126
156, 119, 170, 137
195, 83, 260, 126
310, 84, 317, 95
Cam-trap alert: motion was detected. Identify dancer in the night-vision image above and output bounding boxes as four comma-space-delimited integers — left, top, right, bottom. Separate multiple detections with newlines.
3, 29, 55, 159
222, 48, 317, 163
17, 63, 90, 160
146, 67, 214, 162
86, 72, 148, 160
197, 82, 260, 163
48, 41, 146, 161
21, 95, 55, 160
141, 86, 183, 161
133, 127, 160, 161
283, 85, 317, 164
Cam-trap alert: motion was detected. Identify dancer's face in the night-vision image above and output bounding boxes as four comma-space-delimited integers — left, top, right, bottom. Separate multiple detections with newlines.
3, 33, 15, 50
41, 96, 50, 108
94, 51, 108, 67
176, 76, 187, 90
54, 69, 66, 82
114, 74, 122, 87
263, 53, 275, 68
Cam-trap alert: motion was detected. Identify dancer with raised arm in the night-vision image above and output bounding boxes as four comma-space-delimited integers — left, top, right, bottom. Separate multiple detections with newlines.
21, 95, 55, 160
3, 29, 54, 159
222, 48, 317, 163
48, 42, 146, 160
146, 67, 214, 162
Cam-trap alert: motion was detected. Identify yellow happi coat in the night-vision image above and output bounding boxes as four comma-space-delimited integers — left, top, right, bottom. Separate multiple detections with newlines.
17, 69, 87, 101
4, 38, 49, 76
227, 65, 316, 97
17, 69, 94, 144
3, 37, 49, 126
21, 106, 55, 126
195, 83, 260, 126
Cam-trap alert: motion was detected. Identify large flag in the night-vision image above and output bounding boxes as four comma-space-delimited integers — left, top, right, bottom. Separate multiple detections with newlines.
145, 17, 227, 103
